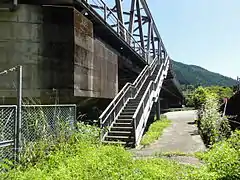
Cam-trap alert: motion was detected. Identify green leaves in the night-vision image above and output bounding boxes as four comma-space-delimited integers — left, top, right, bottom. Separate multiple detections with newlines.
197, 94, 231, 145
185, 86, 234, 108
201, 131, 240, 180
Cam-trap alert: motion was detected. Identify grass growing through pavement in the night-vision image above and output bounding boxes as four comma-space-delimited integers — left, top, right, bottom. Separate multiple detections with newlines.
140, 115, 171, 146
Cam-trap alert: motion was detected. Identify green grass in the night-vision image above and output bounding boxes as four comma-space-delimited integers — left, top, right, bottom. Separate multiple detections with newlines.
155, 151, 195, 158
140, 115, 171, 146
1, 124, 239, 180
0, 123, 195, 180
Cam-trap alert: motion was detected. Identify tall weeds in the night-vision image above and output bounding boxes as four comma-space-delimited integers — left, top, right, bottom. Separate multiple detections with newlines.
198, 94, 231, 146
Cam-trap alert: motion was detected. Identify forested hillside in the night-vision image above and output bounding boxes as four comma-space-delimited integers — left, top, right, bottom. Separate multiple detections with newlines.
172, 60, 237, 87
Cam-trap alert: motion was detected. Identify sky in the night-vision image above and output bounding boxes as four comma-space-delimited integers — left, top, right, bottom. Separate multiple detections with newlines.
147, 0, 240, 79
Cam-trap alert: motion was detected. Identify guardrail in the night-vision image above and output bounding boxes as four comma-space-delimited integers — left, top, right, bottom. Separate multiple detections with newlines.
99, 56, 159, 140
84, 0, 147, 59
133, 56, 169, 145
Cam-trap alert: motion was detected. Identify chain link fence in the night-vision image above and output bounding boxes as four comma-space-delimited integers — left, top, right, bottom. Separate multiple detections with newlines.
0, 65, 79, 164
0, 106, 16, 161
0, 104, 76, 163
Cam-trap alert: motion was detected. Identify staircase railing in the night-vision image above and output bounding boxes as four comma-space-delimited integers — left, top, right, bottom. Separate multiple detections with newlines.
99, 57, 159, 140
133, 56, 170, 145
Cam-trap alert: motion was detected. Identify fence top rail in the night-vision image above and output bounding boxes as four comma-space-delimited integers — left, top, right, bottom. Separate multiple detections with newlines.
0, 104, 76, 108
0, 105, 17, 108
0, 140, 14, 148
22, 104, 76, 107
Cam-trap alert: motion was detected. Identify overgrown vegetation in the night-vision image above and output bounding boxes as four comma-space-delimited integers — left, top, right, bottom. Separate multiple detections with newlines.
197, 93, 231, 145
140, 115, 171, 146
0, 123, 193, 180
1, 121, 239, 179
200, 130, 240, 180
187, 85, 240, 179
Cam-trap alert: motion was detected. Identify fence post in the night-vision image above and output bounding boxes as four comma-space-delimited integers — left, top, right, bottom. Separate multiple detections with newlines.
15, 65, 22, 162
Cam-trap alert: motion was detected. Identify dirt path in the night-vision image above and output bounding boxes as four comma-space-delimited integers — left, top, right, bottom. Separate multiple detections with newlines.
131, 110, 206, 165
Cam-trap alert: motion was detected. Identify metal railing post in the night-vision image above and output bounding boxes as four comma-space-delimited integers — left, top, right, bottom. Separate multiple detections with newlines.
117, 20, 119, 35
133, 117, 137, 146
15, 65, 22, 162
104, 4, 107, 21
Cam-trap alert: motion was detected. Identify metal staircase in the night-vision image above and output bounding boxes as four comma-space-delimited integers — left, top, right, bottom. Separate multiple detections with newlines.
99, 56, 170, 147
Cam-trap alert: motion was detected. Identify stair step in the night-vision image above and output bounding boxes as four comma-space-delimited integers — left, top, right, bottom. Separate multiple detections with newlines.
123, 108, 137, 112
113, 123, 132, 127
128, 101, 140, 104
128, 102, 140, 105
108, 131, 132, 136
122, 109, 136, 112
116, 119, 132, 123
125, 105, 138, 108
102, 140, 127, 145
105, 135, 134, 142
102, 140, 135, 147
120, 111, 134, 115
118, 115, 132, 119
111, 126, 133, 131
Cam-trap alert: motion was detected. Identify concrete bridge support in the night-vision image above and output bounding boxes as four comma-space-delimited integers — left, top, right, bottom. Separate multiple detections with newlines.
0, 4, 145, 121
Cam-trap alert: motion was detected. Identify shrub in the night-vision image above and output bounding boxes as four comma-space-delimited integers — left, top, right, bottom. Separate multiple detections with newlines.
201, 130, 240, 180
197, 94, 231, 145
191, 86, 209, 109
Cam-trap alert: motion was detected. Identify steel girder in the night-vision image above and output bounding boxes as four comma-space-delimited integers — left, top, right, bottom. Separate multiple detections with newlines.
84, 0, 168, 64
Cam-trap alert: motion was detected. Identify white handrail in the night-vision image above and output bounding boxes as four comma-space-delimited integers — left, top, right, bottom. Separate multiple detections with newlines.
99, 57, 159, 140
132, 64, 162, 120
99, 83, 131, 122
132, 56, 170, 144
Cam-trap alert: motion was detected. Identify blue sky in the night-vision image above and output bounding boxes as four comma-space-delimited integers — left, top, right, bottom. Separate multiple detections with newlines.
148, 0, 239, 79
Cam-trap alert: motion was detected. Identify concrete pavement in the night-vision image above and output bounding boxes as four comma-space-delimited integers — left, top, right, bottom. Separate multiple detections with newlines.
131, 111, 206, 164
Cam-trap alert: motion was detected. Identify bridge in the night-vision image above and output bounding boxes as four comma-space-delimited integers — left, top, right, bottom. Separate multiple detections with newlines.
0, 0, 184, 146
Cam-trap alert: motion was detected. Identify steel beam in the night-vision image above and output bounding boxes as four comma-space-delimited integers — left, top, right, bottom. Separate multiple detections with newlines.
133, 19, 148, 32
90, 4, 148, 19
111, 19, 144, 28
158, 39, 161, 62
151, 27, 156, 58
128, 0, 136, 43
136, 0, 145, 56
146, 20, 152, 63
139, 0, 167, 53
115, 0, 125, 39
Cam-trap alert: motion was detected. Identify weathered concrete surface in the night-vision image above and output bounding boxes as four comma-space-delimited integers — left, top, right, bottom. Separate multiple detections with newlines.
73, 9, 118, 99
132, 110, 206, 156
0, 5, 43, 99
0, 5, 119, 104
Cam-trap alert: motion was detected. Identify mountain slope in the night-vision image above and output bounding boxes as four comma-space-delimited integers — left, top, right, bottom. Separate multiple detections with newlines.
172, 60, 237, 87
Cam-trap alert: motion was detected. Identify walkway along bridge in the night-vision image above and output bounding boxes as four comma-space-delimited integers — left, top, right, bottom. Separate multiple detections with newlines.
0, 0, 184, 147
